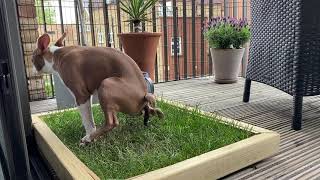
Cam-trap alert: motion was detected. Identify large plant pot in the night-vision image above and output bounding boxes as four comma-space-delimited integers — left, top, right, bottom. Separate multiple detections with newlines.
118, 32, 161, 81
210, 48, 245, 84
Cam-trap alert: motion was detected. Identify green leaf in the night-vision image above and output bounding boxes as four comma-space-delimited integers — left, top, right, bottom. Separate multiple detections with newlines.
120, 0, 158, 26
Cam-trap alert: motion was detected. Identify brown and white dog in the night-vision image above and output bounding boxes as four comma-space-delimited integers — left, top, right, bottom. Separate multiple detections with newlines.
32, 33, 163, 145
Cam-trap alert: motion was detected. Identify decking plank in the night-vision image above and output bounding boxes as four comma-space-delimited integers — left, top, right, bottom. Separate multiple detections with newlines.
154, 78, 320, 179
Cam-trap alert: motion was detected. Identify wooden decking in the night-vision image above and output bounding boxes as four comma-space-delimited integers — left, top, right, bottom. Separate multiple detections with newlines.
30, 78, 320, 179
30, 98, 57, 114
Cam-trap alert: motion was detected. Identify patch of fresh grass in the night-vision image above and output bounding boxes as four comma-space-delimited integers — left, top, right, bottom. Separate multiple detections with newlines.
41, 101, 253, 179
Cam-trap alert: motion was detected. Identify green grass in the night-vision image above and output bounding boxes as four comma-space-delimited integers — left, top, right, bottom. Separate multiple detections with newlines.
45, 82, 53, 97
41, 101, 253, 179
44, 76, 54, 97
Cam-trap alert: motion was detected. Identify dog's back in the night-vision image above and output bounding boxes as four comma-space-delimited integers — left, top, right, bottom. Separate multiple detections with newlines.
53, 46, 148, 105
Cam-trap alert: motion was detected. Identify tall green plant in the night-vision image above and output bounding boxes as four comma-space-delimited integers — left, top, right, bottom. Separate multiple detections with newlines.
35, 0, 56, 24
120, 0, 158, 32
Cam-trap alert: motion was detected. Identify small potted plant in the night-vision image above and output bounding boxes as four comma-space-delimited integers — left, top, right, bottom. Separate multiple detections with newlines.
204, 17, 251, 83
118, 0, 161, 81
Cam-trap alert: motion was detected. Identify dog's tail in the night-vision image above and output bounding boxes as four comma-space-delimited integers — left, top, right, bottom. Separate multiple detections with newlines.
143, 94, 164, 126
144, 93, 156, 107
143, 105, 150, 126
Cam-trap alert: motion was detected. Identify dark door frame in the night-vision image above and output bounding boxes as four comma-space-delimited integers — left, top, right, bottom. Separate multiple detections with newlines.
0, 0, 32, 179
0, 0, 54, 179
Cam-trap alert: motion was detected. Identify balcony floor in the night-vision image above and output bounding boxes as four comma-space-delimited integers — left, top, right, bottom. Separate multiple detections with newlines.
30, 77, 320, 179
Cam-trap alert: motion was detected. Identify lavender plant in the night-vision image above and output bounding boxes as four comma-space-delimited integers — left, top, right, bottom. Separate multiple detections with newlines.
203, 17, 251, 49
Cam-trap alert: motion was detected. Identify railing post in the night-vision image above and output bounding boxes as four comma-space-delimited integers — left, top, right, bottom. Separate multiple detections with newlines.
116, 0, 122, 50
142, 22, 146, 32
208, 0, 213, 75
224, 0, 229, 17
111, 16, 115, 48
88, 0, 95, 46
200, 0, 205, 77
233, 0, 238, 18
162, 0, 169, 81
243, 0, 248, 18
40, 0, 47, 32
182, 0, 188, 79
192, 0, 196, 77
40, 0, 55, 98
103, 0, 111, 47
77, 0, 87, 46
74, 0, 81, 45
58, 0, 65, 36
172, 0, 179, 80
129, 22, 133, 32
152, 6, 158, 83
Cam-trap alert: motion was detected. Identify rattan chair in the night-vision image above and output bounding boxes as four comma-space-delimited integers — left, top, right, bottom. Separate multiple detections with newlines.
243, 0, 320, 130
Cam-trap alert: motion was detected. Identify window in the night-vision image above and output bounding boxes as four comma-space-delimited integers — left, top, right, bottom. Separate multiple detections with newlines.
78, 24, 90, 32
106, 0, 117, 5
86, 24, 91, 32
98, 32, 104, 44
108, 31, 114, 44
171, 37, 182, 56
158, 1, 173, 17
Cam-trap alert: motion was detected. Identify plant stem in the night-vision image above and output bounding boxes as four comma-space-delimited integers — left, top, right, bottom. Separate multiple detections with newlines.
134, 21, 142, 32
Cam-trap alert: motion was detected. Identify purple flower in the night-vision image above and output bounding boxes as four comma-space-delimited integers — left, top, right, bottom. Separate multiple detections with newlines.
203, 16, 250, 32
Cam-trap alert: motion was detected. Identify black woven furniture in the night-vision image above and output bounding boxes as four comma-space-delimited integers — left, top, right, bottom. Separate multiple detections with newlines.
243, 0, 320, 130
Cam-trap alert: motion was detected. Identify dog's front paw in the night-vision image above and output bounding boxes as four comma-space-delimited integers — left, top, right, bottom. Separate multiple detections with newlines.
79, 135, 93, 146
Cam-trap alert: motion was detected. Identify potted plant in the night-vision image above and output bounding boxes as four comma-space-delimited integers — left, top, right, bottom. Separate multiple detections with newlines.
204, 17, 251, 83
118, 0, 161, 81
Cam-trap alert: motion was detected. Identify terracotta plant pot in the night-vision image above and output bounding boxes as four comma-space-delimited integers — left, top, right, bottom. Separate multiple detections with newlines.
210, 48, 245, 84
118, 32, 161, 81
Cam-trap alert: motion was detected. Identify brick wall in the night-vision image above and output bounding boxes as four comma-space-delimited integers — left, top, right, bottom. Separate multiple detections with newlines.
16, 0, 47, 101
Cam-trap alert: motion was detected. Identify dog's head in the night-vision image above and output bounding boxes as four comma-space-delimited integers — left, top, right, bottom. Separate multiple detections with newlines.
32, 33, 66, 74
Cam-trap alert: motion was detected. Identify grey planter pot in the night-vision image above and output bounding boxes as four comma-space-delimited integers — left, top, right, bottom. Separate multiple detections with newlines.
53, 74, 99, 109
210, 48, 245, 84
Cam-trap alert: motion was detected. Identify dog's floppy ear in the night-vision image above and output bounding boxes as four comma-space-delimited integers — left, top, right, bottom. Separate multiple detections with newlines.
37, 34, 50, 51
55, 32, 67, 47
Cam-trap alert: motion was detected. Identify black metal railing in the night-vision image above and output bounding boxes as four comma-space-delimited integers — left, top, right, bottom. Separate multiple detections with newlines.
17, 0, 250, 101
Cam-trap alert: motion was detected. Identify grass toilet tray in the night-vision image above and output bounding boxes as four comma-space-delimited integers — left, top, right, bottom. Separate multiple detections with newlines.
32, 100, 280, 180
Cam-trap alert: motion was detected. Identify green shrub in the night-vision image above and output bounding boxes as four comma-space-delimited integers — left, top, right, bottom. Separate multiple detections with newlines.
120, 0, 158, 32
204, 17, 251, 49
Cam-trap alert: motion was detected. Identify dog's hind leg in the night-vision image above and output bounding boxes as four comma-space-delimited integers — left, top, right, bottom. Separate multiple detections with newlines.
78, 96, 96, 140
80, 79, 119, 145
84, 110, 116, 143
113, 112, 119, 127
